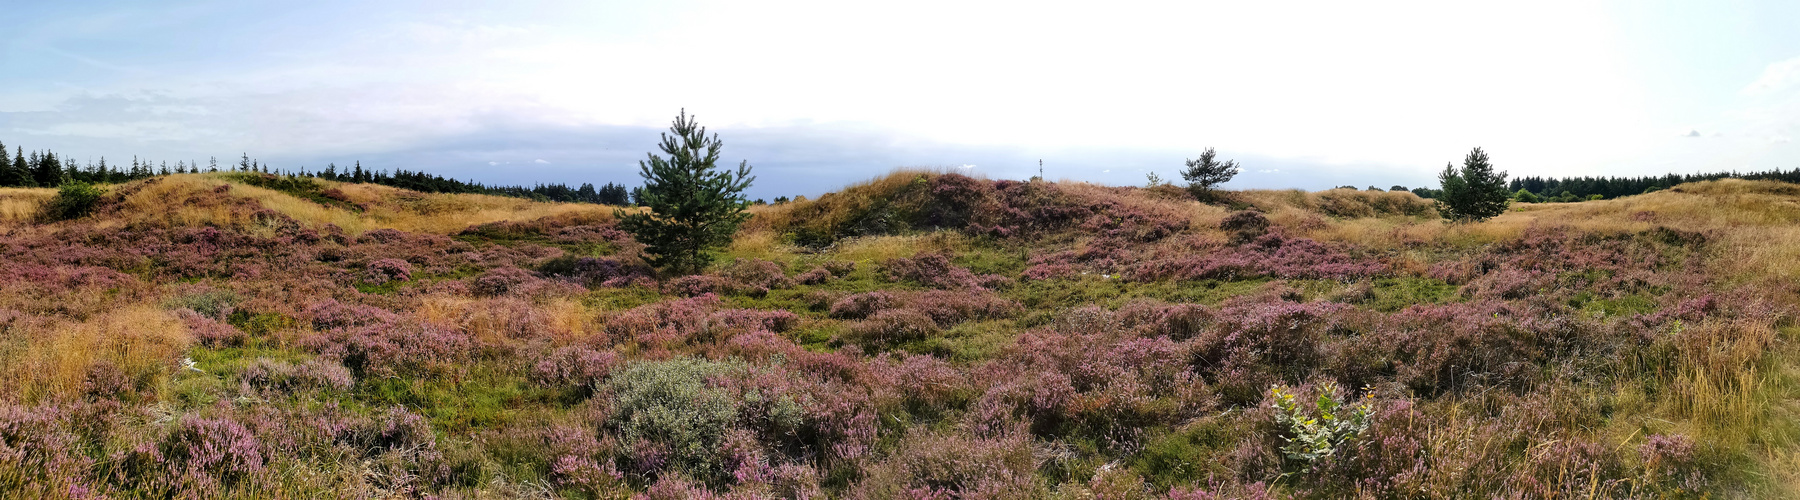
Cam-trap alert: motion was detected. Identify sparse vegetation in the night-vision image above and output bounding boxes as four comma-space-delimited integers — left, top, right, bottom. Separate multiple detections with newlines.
0, 169, 1796, 498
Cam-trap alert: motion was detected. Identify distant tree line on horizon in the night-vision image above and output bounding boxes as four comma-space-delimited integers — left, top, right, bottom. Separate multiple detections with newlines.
10, 137, 1799, 207
1406, 167, 1800, 202
0, 139, 638, 205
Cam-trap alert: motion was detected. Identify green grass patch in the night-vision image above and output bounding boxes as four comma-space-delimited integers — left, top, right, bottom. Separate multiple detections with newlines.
723, 288, 832, 316
1007, 277, 1273, 310
354, 279, 406, 295
226, 310, 297, 338
952, 247, 1030, 277
1132, 414, 1254, 489
1366, 276, 1458, 312
787, 322, 843, 352
169, 346, 317, 409
355, 367, 552, 434
1572, 293, 1659, 318
905, 320, 1017, 362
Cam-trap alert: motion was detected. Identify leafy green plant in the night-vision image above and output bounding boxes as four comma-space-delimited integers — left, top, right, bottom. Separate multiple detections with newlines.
1269, 382, 1372, 465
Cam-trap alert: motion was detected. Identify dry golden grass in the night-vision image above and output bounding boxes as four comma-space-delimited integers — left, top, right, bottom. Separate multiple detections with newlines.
97, 174, 616, 236
750, 168, 942, 233
0, 187, 53, 226
414, 296, 596, 347
1236, 187, 1437, 219
331, 182, 616, 234
727, 228, 785, 261
1, 306, 190, 402
1461, 180, 1800, 284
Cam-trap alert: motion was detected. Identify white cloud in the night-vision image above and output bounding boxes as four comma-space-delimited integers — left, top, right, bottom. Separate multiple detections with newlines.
1743, 57, 1800, 96
534, 159, 549, 164
487, 161, 498, 166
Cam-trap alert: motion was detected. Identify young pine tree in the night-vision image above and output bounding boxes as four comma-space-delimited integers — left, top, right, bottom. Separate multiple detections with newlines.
616, 110, 755, 274
1435, 147, 1511, 221
1181, 147, 1240, 200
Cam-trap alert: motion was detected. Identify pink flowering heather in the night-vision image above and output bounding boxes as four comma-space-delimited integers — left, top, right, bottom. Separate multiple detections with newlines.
363, 258, 413, 283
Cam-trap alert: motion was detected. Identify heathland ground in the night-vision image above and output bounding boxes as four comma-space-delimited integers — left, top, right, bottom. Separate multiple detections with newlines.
1, 171, 1797, 498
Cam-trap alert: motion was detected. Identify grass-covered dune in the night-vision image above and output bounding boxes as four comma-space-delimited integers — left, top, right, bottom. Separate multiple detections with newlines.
0, 171, 1796, 498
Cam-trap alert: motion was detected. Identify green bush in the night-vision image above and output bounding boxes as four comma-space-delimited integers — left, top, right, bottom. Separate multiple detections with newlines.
38, 181, 104, 221
605, 358, 741, 483
1269, 382, 1371, 465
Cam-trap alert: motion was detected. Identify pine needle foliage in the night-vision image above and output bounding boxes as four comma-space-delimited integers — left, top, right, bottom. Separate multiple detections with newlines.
1181, 147, 1239, 200
617, 110, 756, 274
1435, 147, 1510, 221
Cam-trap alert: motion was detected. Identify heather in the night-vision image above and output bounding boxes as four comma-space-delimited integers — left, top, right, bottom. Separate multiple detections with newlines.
0, 172, 1797, 498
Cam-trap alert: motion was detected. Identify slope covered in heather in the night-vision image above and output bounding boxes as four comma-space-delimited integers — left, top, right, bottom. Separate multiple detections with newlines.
0, 171, 1796, 498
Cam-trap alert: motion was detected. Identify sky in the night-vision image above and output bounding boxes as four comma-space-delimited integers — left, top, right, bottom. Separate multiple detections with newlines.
3, 0, 1799, 199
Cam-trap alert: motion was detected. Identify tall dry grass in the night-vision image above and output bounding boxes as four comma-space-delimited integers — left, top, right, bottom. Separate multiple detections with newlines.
747, 167, 944, 239
0, 187, 53, 226
100, 174, 615, 235
0, 306, 190, 402
327, 182, 616, 234
413, 295, 597, 346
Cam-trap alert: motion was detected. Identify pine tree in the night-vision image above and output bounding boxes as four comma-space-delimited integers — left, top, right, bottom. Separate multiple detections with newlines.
0, 140, 15, 187
1181, 147, 1240, 200
578, 183, 598, 203
1435, 147, 1511, 221
16, 148, 35, 189
239, 153, 251, 172
34, 151, 61, 187
617, 110, 756, 274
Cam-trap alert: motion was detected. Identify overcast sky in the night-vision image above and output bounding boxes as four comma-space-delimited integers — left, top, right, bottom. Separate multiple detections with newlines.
3, 0, 1799, 199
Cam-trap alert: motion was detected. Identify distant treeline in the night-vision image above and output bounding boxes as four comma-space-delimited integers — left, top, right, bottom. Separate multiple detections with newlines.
0, 139, 638, 205
309, 161, 635, 205
1405, 167, 1800, 202
1504, 168, 1800, 200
